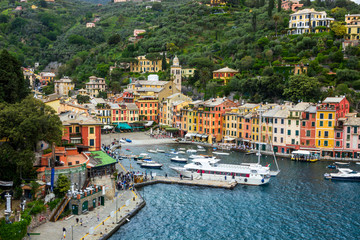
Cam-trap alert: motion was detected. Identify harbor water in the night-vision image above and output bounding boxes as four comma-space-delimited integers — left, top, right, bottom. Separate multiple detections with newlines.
110, 143, 360, 240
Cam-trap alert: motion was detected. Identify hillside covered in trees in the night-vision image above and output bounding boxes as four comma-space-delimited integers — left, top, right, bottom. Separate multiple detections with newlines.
1, 0, 360, 110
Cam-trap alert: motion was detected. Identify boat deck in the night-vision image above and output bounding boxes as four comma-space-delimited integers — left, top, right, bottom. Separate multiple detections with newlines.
134, 176, 237, 190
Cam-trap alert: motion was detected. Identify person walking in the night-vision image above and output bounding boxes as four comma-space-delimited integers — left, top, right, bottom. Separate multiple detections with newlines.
80, 218, 83, 226
62, 227, 66, 239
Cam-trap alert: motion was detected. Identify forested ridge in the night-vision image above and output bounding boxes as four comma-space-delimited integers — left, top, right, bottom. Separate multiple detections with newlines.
1, 0, 360, 109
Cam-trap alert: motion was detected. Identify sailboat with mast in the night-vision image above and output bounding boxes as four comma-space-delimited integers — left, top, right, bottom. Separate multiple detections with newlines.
240, 107, 280, 177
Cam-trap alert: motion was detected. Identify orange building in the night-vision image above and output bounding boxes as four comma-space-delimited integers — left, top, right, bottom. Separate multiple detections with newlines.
135, 96, 159, 122
60, 111, 102, 151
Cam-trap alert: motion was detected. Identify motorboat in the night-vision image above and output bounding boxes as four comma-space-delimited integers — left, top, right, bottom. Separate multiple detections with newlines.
179, 148, 186, 151
327, 164, 336, 169
137, 159, 154, 164
186, 149, 197, 153
134, 153, 151, 160
148, 149, 157, 153
140, 162, 163, 169
170, 156, 188, 163
291, 150, 318, 162
157, 149, 165, 153
324, 168, 360, 181
171, 158, 270, 185
212, 151, 230, 156
189, 154, 213, 159
335, 162, 350, 166
119, 139, 126, 143
125, 139, 132, 143
356, 162, 360, 165
197, 148, 206, 152
170, 151, 179, 155
178, 151, 186, 154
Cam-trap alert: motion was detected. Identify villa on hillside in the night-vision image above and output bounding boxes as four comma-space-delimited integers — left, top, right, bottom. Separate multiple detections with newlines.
213, 67, 239, 85
288, 8, 334, 35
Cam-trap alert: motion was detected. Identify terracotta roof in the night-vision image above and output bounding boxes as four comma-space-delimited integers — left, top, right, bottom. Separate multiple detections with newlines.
213, 67, 239, 73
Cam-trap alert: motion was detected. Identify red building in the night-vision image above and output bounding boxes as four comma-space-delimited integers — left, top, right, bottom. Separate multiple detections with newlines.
60, 111, 102, 151
300, 105, 317, 150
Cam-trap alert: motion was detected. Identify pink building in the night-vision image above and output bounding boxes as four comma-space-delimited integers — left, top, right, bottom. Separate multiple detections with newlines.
281, 0, 303, 12
341, 116, 360, 159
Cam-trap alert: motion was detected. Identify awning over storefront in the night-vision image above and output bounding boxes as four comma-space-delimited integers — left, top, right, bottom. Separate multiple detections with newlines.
196, 134, 202, 137
116, 122, 132, 130
201, 135, 208, 138
224, 136, 235, 141
165, 128, 179, 132
185, 133, 196, 138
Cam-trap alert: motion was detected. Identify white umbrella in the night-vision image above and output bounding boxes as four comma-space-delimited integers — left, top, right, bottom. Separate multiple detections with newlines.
103, 125, 113, 130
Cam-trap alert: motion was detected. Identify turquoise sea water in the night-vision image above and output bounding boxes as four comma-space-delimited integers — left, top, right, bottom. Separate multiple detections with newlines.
110, 144, 360, 240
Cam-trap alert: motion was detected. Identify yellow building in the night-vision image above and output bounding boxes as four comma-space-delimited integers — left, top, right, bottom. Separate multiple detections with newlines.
315, 108, 335, 150
345, 14, 360, 40
211, 0, 227, 6
130, 55, 167, 73
213, 67, 239, 85
181, 68, 196, 78
223, 110, 239, 142
54, 77, 75, 96
288, 8, 334, 35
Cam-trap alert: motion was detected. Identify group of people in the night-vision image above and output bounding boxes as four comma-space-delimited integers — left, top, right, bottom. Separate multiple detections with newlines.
116, 171, 134, 191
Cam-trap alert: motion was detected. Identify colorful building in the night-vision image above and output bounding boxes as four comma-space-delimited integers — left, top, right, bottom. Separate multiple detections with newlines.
85, 76, 106, 98
299, 105, 317, 150
39, 72, 55, 85
60, 111, 102, 151
135, 96, 159, 122
212, 67, 239, 85
288, 8, 334, 35
315, 96, 350, 157
54, 76, 75, 96
345, 14, 360, 40
130, 55, 166, 73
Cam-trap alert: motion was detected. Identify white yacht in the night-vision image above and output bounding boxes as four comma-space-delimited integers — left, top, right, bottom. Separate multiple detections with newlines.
187, 149, 197, 153
156, 149, 165, 153
171, 158, 270, 185
324, 168, 360, 181
171, 156, 188, 163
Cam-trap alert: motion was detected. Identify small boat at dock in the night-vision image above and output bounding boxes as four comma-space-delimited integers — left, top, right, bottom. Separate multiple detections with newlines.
178, 148, 186, 151
140, 162, 163, 169
178, 151, 186, 154
327, 165, 336, 169
171, 156, 188, 163
157, 149, 165, 153
324, 168, 360, 181
125, 138, 132, 143
356, 162, 360, 165
212, 151, 230, 156
186, 149, 197, 153
134, 153, 151, 160
170, 151, 179, 155
335, 162, 350, 166
148, 149, 157, 153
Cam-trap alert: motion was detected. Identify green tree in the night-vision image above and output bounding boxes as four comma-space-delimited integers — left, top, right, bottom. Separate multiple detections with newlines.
0, 97, 62, 185
331, 21, 346, 38
30, 181, 40, 200
55, 174, 70, 197
283, 75, 321, 102
108, 34, 121, 45
76, 95, 90, 104
0, 50, 29, 104
277, 0, 281, 12
268, 0, 274, 17
97, 91, 107, 99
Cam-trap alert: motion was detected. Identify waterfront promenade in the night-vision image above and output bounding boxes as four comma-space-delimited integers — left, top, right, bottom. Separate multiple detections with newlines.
135, 176, 238, 190
29, 161, 145, 240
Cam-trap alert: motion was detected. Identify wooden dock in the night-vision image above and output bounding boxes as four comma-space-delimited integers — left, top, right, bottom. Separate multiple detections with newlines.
134, 176, 237, 190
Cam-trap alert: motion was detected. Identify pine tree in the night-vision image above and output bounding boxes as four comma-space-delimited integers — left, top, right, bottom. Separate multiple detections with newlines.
162, 53, 167, 71
0, 50, 29, 104
252, 12, 257, 32
277, 0, 281, 12
268, 0, 274, 17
